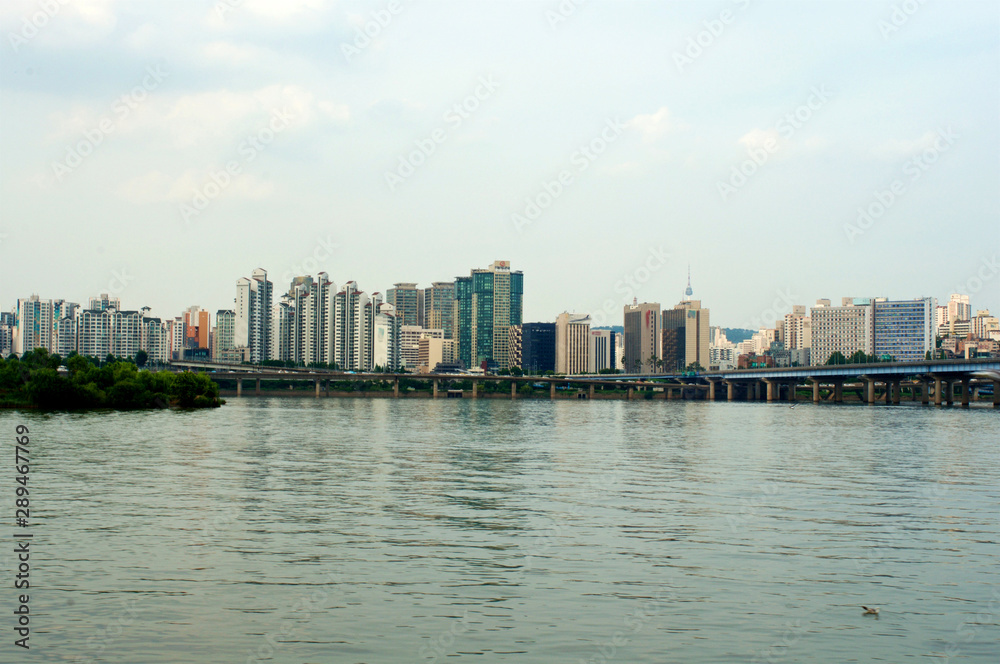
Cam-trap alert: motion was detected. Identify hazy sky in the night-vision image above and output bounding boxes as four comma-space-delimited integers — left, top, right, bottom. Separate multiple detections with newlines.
2, 0, 998, 329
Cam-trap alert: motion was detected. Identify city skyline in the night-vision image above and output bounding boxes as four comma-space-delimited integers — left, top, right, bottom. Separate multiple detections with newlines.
1, 1, 997, 325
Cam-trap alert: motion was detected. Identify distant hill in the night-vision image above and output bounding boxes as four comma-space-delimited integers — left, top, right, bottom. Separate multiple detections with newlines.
723, 328, 754, 343
592, 325, 624, 334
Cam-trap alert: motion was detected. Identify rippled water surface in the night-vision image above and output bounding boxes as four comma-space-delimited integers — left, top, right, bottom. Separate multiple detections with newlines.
4, 398, 999, 662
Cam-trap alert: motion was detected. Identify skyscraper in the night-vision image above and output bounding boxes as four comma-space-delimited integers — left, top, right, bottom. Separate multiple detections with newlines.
555, 312, 591, 375
623, 301, 660, 374
454, 261, 523, 370
423, 281, 455, 339
386, 283, 421, 328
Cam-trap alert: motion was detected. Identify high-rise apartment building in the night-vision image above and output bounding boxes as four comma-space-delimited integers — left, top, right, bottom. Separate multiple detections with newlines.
334, 281, 378, 371
780, 305, 811, 351
555, 312, 591, 375
213, 310, 242, 362
271, 296, 294, 363
873, 297, 936, 362
672, 299, 710, 370
183, 306, 211, 349
88, 294, 120, 312
623, 301, 660, 374
947, 293, 971, 325
235, 268, 273, 363
809, 298, 874, 364
422, 282, 455, 339
14, 296, 77, 356
454, 261, 523, 370
372, 303, 401, 371
290, 273, 335, 366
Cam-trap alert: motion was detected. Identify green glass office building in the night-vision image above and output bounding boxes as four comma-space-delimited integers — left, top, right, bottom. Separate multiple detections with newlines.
454, 261, 523, 370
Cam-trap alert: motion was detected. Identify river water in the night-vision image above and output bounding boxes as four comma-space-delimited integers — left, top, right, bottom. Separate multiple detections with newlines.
4, 398, 998, 663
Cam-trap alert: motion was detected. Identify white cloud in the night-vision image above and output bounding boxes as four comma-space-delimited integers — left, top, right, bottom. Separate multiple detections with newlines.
738, 127, 782, 151
117, 169, 275, 204
627, 107, 681, 143
872, 131, 939, 160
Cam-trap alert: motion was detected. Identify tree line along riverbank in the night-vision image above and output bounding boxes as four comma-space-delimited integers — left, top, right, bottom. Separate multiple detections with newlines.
0, 349, 223, 410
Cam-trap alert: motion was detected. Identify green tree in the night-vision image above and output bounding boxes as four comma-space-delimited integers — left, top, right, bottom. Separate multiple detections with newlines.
826, 351, 848, 365
685, 362, 705, 372
135, 350, 149, 368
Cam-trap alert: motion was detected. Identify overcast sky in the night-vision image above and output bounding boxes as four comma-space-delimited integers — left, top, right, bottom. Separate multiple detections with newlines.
1, 0, 998, 328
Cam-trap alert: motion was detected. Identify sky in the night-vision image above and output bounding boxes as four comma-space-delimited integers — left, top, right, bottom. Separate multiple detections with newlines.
1, 0, 998, 329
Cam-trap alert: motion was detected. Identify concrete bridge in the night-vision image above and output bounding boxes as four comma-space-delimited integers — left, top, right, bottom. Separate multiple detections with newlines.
172, 358, 1000, 407
580, 358, 1000, 407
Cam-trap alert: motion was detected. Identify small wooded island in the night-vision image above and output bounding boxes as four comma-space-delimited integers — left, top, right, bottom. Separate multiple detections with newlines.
0, 349, 222, 410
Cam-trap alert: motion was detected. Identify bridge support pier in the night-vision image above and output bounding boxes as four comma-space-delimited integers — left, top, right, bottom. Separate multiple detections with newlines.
765, 380, 775, 403
550, 382, 556, 399
892, 380, 901, 405
512, 381, 517, 399
921, 380, 929, 405
393, 378, 399, 398
961, 378, 970, 408
255, 378, 261, 396
834, 381, 842, 403
315, 379, 320, 397
865, 377, 876, 404
589, 383, 595, 400
946, 380, 954, 406
472, 380, 478, 399
433, 379, 439, 399
934, 378, 942, 406
236, 377, 242, 397
627, 386, 634, 400
787, 382, 796, 402
708, 380, 716, 401
811, 379, 820, 404
726, 381, 734, 401
994, 380, 999, 408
